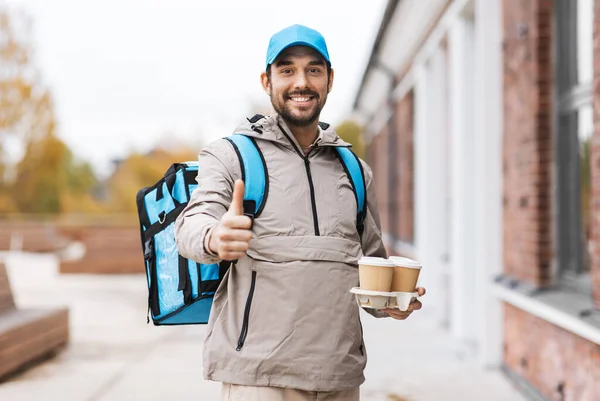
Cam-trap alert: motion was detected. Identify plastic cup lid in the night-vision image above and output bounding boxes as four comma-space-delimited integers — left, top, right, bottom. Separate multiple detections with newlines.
388, 256, 422, 269
358, 256, 395, 267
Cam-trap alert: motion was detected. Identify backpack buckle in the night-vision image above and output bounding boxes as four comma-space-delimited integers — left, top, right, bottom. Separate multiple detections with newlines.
243, 200, 256, 229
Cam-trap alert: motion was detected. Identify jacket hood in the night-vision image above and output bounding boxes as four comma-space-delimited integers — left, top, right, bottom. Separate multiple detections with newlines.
231, 114, 352, 152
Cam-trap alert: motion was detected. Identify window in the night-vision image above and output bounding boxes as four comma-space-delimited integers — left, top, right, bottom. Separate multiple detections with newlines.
555, 0, 594, 283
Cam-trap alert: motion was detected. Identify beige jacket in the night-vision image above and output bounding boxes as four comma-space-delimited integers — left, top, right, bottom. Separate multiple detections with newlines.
174, 114, 387, 391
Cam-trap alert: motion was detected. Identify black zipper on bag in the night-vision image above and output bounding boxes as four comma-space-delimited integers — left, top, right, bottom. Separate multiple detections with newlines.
236, 270, 257, 351
145, 238, 160, 319
277, 123, 320, 236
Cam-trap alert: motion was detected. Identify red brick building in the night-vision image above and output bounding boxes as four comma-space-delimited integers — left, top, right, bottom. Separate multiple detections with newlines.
352, 1, 600, 399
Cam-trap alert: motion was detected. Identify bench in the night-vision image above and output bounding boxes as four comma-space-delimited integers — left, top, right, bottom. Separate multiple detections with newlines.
0, 261, 69, 381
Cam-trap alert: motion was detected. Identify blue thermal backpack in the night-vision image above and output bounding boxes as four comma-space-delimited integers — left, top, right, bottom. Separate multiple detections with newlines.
136, 131, 367, 326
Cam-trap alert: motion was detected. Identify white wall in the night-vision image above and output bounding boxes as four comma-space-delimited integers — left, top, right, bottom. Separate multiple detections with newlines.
474, 0, 504, 367
404, 0, 505, 366
413, 62, 430, 311
448, 7, 478, 347
413, 49, 451, 326
355, 0, 505, 368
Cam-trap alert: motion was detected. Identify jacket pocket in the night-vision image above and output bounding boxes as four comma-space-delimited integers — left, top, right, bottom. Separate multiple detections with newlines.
236, 270, 257, 351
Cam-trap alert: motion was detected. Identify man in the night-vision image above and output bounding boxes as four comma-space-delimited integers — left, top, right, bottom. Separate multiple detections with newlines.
174, 24, 425, 401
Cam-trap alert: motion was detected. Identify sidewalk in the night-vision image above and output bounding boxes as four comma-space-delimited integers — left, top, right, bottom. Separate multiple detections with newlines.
0, 252, 527, 401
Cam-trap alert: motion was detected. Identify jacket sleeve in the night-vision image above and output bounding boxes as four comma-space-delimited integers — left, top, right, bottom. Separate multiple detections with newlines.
174, 139, 240, 264
359, 160, 390, 319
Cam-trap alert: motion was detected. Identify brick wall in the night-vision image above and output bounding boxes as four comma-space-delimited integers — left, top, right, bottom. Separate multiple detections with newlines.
592, 0, 600, 308
502, 0, 553, 287
0, 220, 70, 253
502, 1, 600, 399
58, 225, 143, 274
393, 91, 415, 243
369, 128, 390, 235
504, 305, 600, 401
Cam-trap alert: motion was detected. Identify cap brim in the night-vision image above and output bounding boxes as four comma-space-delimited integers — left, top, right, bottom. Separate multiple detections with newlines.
266, 40, 330, 69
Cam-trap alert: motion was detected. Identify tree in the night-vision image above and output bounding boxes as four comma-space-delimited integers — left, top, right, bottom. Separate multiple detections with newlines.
0, 7, 100, 215
11, 95, 100, 214
0, 7, 49, 212
103, 146, 199, 214
0, 7, 51, 142
335, 120, 365, 159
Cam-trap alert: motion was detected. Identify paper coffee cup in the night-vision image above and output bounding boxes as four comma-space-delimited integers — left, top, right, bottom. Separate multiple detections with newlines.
388, 256, 422, 293
358, 257, 395, 292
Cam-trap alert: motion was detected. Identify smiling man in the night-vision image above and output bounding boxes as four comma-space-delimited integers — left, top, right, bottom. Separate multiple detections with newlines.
175, 24, 425, 401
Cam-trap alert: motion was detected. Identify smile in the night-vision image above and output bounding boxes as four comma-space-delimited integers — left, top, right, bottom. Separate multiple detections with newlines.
288, 96, 315, 105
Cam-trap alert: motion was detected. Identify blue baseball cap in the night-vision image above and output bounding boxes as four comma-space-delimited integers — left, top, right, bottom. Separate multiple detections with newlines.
265, 24, 331, 70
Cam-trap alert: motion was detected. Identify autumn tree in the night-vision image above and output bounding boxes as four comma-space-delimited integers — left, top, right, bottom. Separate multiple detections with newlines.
0, 6, 47, 212
104, 146, 199, 215
0, 6, 100, 215
11, 98, 99, 214
0, 8, 33, 131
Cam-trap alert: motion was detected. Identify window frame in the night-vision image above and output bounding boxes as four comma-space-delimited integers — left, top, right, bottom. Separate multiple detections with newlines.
554, 0, 593, 280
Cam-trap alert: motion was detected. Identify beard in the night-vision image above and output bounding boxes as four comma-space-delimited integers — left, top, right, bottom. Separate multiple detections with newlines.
270, 88, 327, 127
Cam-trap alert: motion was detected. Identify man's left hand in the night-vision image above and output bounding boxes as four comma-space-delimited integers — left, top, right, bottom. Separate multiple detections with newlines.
381, 287, 426, 320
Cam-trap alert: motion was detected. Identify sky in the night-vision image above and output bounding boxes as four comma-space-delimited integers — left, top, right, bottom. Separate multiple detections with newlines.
4, 0, 386, 177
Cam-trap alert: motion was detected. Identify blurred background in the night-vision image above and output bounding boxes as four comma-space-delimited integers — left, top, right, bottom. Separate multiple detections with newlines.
0, 0, 598, 400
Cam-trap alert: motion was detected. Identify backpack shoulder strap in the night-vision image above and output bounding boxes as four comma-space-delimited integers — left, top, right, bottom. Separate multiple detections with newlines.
334, 147, 367, 236
224, 134, 268, 219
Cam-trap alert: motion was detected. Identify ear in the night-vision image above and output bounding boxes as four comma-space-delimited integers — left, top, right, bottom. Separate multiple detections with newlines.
260, 71, 271, 95
327, 68, 334, 93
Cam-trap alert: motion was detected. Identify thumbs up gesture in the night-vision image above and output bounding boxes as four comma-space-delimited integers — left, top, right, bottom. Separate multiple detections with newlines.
208, 179, 253, 261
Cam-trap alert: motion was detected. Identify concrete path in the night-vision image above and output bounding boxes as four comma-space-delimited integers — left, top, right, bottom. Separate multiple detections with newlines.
0, 252, 527, 401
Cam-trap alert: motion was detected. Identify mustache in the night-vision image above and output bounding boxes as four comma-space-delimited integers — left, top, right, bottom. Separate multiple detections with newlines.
285, 90, 318, 99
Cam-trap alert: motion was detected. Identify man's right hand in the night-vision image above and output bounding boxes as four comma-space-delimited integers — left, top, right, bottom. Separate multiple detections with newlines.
208, 179, 253, 261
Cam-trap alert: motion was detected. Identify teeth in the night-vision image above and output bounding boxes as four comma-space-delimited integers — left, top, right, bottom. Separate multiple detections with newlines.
291, 97, 311, 102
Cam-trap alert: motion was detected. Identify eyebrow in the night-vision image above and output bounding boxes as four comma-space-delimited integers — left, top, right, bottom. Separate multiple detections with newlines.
273, 58, 326, 68
274, 60, 294, 67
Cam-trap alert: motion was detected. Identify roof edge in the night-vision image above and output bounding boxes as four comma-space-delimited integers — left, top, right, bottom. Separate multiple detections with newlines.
351, 0, 401, 110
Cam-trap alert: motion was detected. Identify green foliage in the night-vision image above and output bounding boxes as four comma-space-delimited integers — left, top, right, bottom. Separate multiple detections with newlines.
581, 137, 591, 238
335, 120, 365, 159
11, 125, 100, 214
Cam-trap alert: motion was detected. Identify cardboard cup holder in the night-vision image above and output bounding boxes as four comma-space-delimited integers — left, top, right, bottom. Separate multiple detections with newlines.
350, 287, 418, 312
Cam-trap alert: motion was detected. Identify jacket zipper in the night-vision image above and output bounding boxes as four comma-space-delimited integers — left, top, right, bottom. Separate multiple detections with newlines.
236, 270, 257, 351
359, 318, 365, 356
277, 124, 320, 236
303, 157, 320, 235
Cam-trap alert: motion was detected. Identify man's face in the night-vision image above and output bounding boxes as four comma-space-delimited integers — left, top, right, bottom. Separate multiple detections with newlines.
261, 46, 334, 127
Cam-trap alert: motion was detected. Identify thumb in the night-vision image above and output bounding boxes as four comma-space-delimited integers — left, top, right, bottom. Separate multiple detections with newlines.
228, 179, 245, 215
